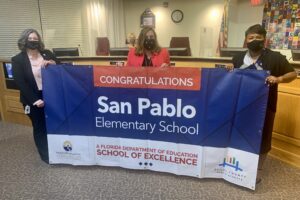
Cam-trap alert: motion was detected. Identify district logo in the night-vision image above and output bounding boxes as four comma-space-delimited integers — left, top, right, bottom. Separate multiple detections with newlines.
219, 156, 243, 171
63, 141, 72, 152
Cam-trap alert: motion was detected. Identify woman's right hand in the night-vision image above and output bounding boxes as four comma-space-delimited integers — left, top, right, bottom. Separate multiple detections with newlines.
33, 99, 45, 107
160, 63, 170, 68
224, 65, 234, 71
41, 59, 56, 68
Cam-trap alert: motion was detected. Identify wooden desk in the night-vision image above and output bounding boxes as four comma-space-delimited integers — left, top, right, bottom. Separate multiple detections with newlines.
108, 47, 192, 57
270, 77, 300, 168
0, 58, 31, 125
109, 48, 129, 56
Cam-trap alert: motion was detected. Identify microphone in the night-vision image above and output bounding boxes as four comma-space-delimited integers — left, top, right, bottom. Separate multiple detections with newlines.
78, 44, 83, 56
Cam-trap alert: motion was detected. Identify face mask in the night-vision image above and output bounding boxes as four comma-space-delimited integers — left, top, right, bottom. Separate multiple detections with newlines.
247, 40, 264, 52
144, 38, 155, 50
26, 41, 40, 50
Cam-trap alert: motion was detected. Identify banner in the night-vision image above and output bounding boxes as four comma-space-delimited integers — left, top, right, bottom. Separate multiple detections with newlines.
42, 65, 269, 190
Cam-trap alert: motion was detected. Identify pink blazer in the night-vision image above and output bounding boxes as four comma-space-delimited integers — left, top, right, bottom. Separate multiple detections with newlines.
126, 48, 170, 67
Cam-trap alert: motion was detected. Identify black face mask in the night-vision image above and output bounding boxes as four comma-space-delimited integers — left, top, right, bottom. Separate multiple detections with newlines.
247, 40, 264, 52
144, 38, 155, 50
25, 41, 40, 50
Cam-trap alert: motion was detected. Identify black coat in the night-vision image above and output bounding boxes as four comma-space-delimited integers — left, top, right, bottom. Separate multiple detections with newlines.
11, 50, 59, 105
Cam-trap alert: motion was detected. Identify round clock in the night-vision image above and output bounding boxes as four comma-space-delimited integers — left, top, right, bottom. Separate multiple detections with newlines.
171, 9, 184, 23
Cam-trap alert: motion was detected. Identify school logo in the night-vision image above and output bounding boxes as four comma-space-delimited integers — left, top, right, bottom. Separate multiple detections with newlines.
219, 156, 243, 171
63, 141, 72, 152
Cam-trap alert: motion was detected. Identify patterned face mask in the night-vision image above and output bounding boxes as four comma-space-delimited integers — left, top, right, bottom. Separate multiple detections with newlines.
143, 38, 155, 50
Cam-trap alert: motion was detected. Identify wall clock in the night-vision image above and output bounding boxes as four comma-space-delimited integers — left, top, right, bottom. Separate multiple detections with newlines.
171, 9, 184, 23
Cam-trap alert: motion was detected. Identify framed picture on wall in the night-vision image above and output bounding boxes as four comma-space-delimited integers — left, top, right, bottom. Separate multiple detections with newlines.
140, 8, 155, 28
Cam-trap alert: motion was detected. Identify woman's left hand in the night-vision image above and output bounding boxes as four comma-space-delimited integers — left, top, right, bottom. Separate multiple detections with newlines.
265, 75, 282, 86
41, 59, 56, 68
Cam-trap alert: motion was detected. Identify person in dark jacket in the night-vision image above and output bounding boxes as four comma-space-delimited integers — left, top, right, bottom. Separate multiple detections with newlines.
12, 28, 59, 164
232, 24, 297, 183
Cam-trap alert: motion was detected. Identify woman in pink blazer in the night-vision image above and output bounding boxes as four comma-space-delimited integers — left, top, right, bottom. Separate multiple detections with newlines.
126, 27, 170, 67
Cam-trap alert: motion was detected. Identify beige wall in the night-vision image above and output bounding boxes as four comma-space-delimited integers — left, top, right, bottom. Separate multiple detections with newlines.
0, 0, 270, 58
228, 0, 264, 47
123, 0, 267, 57
124, 0, 224, 57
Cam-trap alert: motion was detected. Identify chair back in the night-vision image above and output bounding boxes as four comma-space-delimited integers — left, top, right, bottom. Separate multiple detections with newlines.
169, 37, 191, 56
96, 37, 110, 56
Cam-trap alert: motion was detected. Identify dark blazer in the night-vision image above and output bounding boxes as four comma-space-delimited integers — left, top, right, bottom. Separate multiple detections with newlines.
11, 50, 59, 105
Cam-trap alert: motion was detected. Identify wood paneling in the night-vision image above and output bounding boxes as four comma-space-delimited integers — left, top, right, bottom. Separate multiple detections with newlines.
72, 60, 111, 66
0, 61, 31, 125
5, 95, 24, 113
269, 78, 300, 168
0, 97, 3, 120
174, 61, 215, 68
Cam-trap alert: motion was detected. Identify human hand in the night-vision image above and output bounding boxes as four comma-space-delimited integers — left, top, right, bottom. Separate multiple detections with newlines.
116, 61, 124, 67
265, 75, 282, 86
41, 59, 56, 68
33, 99, 45, 107
224, 65, 234, 71
160, 63, 170, 68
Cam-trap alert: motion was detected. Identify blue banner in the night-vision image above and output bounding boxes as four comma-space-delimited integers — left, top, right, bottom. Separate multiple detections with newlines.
44, 65, 268, 154
42, 65, 269, 190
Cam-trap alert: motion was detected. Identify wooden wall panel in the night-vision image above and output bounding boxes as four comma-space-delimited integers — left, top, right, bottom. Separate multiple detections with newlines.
5, 95, 24, 113
269, 78, 300, 168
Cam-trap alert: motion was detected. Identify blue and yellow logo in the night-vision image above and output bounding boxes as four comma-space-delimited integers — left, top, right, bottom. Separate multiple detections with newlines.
63, 141, 72, 152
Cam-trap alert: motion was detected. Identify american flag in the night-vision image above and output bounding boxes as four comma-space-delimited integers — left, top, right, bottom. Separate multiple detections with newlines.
216, 0, 229, 55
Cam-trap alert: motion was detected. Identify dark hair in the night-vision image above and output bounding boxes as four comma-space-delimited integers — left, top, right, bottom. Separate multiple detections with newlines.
135, 27, 161, 55
245, 24, 267, 38
17, 28, 45, 51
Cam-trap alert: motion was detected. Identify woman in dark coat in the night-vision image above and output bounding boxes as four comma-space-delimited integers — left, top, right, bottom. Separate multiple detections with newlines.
12, 29, 59, 163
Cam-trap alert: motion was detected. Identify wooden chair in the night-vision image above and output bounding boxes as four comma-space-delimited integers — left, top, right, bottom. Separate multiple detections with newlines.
169, 37, 192, 56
